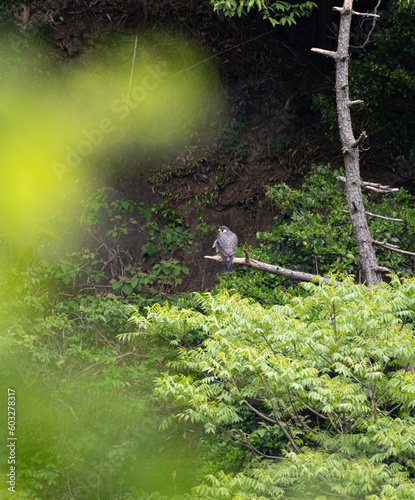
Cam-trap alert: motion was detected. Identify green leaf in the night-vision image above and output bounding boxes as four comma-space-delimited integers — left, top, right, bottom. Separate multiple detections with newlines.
122, 284, 133, 295
62, 276, 71, 285
110, 280, 121, 291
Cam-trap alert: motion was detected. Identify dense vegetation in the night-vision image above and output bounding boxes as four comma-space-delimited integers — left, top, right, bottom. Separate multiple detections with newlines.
1, 1, 415, 499
131, 278, 415, 499
2, 162, 415, 499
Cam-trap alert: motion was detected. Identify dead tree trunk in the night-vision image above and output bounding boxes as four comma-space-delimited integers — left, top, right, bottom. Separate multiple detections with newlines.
312, 0, 382, 285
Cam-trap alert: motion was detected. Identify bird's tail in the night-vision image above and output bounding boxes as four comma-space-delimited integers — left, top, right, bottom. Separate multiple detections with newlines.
223, 256, 233, 273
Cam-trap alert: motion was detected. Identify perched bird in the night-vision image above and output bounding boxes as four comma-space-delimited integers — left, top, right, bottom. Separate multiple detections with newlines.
212, 226, 238, 273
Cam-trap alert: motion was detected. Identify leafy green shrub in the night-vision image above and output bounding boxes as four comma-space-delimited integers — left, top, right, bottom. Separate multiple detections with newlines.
265, 165, 415, 273
211, 0, 317, 26
128, 278, 415, 499
44, 249, 106, 288
78, 188, 201, 298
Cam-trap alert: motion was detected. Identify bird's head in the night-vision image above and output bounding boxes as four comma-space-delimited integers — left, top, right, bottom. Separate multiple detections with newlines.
219, 226, 229, 233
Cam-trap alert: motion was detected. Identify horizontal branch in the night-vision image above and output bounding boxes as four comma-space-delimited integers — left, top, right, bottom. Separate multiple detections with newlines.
336, 176, 399, 193
205, 250, 340, 285
373, 265, 393, 273
310, 47, 337, 59
351, 10, 380, 18
341, 209, 403, 222
366, 211, 403, 222
332, 5, 379, 18
363, 181, 399, 192
372, 240, 415, 257
348, 99, 364, 106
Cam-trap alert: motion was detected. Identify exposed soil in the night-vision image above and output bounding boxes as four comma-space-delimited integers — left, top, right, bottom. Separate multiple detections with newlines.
7, 0, 403, 291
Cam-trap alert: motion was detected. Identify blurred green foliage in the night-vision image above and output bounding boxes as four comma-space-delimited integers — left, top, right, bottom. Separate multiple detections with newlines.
0, 187, 208, 499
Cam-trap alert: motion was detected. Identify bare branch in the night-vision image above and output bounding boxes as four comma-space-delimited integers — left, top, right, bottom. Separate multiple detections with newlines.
372, 240, 415, 257
348, 100, 364, 106
364, 186, 399, 193
205, 251, 341, 285
332, 2, 379, 18
350, 131, 367, 149
366, 212, 403, 222
373, 266, 393, 273
362, 181, 399, 193
351, 10, 380, 18
310, 47, 338, 59
336, 176, 399, 193
353, 0, 382, 50
373, 187, 398, 193
333, 0, 353, 13
341, 210, 403, 222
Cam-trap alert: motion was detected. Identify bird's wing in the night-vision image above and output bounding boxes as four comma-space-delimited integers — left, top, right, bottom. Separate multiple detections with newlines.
217, 231, 238, 256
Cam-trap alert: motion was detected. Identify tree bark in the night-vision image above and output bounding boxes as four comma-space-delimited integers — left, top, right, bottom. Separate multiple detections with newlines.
312, 0, 382, 285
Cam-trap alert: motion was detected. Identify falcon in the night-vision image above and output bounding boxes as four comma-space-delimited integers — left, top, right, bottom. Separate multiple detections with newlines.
212, 226, 238, 273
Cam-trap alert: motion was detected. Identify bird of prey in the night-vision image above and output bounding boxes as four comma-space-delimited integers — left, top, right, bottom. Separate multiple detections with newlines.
212, 226, 238, 273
